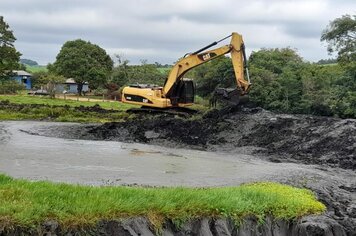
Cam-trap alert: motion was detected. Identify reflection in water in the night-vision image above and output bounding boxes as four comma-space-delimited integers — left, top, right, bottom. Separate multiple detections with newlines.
130, 148, 162, 156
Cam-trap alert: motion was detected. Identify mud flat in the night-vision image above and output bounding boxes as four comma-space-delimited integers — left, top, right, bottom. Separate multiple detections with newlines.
0, 121, 333, 187
0, 107, 355, 235
59, 107, 355, 170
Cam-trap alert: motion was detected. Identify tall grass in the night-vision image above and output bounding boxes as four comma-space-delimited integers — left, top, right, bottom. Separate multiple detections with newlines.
0, 174, 325, 228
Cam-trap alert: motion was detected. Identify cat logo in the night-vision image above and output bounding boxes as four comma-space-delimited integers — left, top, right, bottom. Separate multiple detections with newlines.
202, 53, 211, 61
198, 52, 217, 61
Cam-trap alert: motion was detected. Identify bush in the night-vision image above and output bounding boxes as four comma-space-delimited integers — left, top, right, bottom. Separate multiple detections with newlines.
108, 90, 121, 100
0, 80, 25, 94
92, 88, 107, 96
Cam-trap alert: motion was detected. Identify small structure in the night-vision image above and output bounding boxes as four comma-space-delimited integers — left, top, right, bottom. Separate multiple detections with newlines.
56, 78, 89, 94
12, 70, 32, 89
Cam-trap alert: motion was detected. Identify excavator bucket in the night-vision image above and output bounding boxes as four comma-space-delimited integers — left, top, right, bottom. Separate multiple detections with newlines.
210, 88, 249, 108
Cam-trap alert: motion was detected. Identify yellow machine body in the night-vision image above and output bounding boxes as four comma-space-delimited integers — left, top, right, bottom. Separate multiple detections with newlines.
121, 32, 251, 108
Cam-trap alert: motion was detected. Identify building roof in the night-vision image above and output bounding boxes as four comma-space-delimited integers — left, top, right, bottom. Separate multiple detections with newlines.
64, 78, 88, 85
65, 78, 76, 84
12, 70, 32, 76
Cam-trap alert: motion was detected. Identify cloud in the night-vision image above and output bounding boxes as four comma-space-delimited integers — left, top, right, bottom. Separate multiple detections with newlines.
0, 0, 354, 64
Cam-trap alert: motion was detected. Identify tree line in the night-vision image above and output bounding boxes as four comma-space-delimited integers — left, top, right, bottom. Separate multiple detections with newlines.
191, 14, 355, 118
0, 14, 355, 118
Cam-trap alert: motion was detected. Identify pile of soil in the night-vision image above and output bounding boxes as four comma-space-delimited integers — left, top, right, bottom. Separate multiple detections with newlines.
65, 107, 355, 170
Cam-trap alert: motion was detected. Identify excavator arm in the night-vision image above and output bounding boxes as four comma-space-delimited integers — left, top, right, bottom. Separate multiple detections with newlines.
163, 32, 251, 98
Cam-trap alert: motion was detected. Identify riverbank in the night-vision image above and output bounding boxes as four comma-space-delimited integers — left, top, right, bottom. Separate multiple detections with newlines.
0, 174, 324, 229
0, 95, 355, 235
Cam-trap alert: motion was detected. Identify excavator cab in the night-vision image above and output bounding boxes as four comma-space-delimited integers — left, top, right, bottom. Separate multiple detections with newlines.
170, 79, 195, 105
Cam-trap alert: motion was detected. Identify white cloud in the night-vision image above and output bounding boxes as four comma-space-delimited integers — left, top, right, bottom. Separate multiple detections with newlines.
1, 0, 355, 64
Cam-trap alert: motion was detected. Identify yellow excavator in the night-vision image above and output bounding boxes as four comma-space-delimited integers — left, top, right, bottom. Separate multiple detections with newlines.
121, 32, 251, 109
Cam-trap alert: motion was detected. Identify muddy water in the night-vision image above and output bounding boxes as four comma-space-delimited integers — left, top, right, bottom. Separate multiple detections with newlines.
0, 121, 334, 186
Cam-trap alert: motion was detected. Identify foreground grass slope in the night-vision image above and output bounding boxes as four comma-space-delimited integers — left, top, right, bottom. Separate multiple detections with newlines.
0, 174, 325, 228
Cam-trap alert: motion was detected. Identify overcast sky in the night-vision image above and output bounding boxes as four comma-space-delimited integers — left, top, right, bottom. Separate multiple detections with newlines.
0, 0, 355, 65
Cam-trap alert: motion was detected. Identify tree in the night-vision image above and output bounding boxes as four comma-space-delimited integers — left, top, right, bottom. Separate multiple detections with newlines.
20, 58, 38, 66
45, 74, 65, 98
249, 48, 303, 74
111, 54, 130, 87
321, 15, 356, 118
247, 48, 306, 112
321, 15, 356, 64
0, 16, 21, 80
191, 56, 235, 97
111, 59, 166, 88
52, 39, 113, 95
31, 71, 65, 98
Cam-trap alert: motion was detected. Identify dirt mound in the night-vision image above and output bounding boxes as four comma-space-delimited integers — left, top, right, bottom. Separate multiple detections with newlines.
79, 107, 355, 170
216, 108, 356, 170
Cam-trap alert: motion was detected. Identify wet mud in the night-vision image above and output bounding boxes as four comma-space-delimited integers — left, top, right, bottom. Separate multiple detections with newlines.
21, 107, 356, 235
1, 106, 355, 235
42, 107, 356, 170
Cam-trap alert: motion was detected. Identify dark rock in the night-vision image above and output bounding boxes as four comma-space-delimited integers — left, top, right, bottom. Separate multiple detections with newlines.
0, 215, 351, 236
294, 215, 346, 236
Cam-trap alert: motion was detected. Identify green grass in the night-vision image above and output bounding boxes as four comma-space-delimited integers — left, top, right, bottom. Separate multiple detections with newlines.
0, 174, 325, 228
157, 67, 171, 74
0, 95, 138, 122
0, 95, 135, 111
0, 106, 131, 123
318, 63, 338, 67
0, 94, 212, 122
25, 65, 48, 73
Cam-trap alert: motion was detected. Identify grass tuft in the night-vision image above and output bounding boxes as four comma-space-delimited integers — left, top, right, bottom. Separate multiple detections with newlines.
0, 174, 325, 228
